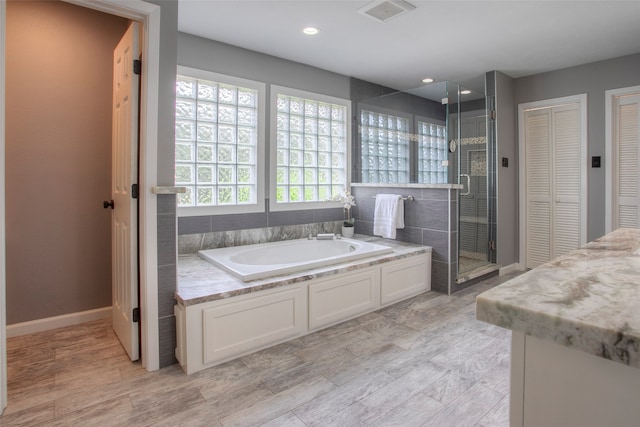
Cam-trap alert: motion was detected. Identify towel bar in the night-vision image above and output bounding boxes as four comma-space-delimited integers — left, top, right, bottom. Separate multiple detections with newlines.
372, 195, 414, 202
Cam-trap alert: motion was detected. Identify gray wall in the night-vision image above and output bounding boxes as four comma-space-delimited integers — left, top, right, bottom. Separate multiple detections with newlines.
350, 186, 457, 294
176, 33, 349, 236
5, 0, 129, 324
494, 71, 518, 266
514, 52, 640, 242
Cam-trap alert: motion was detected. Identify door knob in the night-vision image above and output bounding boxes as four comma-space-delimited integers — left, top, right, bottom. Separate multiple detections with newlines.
103, 200, 115, 209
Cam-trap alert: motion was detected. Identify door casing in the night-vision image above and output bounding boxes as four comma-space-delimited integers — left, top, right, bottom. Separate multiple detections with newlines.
605, 85, 640, 233
0, 0, 162, 413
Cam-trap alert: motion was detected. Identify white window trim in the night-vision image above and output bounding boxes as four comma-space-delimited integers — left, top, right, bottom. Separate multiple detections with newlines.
176, 66, 266, 217
269, 85, 352, 212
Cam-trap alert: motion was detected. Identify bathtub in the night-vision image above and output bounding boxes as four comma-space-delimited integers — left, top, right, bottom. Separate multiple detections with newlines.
198, 237, 393, 281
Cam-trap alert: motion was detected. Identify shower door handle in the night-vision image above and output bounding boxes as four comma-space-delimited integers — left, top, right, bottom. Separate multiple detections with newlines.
460, 174, 471, 196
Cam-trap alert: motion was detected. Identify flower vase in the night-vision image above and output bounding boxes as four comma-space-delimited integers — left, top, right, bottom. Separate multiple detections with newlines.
341, 225, 354, 238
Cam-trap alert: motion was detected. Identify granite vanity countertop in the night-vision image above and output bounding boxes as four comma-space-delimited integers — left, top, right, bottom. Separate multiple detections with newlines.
177, 235, 431, 306
476, 228, 640, 369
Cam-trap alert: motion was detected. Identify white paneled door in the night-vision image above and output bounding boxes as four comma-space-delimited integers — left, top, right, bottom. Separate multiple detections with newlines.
111, 22, 140, 361
609, 91, 640, 229
521, 97, 586, 269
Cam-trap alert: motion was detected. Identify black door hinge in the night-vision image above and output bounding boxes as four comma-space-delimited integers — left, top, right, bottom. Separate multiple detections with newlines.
133, 59, 141, 75
131, 183, 139, 199
132, 307, 140, 323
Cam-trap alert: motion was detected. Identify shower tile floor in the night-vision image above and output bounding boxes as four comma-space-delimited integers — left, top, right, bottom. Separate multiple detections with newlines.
1, 272, 521, 426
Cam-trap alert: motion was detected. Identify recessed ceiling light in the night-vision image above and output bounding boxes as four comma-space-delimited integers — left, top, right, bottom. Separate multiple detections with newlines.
422, 78, 434, 83
460, 89, 472, 95
303, 27, 319, 36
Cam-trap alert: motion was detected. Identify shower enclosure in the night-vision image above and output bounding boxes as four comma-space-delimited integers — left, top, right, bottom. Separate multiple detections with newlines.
350, 74, 498, 291
446, 79, 497, 278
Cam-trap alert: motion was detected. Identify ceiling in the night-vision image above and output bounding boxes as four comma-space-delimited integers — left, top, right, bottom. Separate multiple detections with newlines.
178, 1, 640, 100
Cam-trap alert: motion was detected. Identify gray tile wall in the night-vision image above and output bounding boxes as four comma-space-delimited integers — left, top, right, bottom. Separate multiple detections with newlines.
178, 202, 344, 236
350, 186, 458, 294
157, 194, 177, 366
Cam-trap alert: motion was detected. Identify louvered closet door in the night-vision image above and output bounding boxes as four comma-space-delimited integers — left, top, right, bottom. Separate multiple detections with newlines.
613, 94, 640, 228
552, 105, 581, 257
524, 103, 581, 269
525, 109, 552, 268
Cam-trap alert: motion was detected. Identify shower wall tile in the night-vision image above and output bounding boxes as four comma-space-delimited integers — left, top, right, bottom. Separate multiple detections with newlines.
395, 226, 422, 245
423, 229, 449, 263
431, 260, 449, 294
351, 185, 459, 295
422, 188, 450, 201
405, 199, 448, 231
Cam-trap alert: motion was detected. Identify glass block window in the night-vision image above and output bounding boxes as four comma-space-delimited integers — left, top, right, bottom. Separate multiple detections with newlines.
417, 120, 448, 183
272, 87, 350, 208
175, 69, 264, 214
360, 110, 410, 184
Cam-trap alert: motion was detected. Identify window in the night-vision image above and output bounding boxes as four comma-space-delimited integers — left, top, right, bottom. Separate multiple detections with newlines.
175, 67, 265, 216
271, 86, 351, 211
417, 119, 448, 184
359, 106, 447, 184
360, 109, 410, 183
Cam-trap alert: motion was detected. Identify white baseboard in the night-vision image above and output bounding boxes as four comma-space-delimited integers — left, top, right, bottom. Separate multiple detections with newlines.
6, 306, 111, 338
499, 263, 523, 276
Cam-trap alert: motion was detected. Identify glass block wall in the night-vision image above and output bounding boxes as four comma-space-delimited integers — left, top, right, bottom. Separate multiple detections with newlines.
360, 110, 410, 184
417, 121, 448, 184
175, 75, 259, 207
275, 94, 347, 203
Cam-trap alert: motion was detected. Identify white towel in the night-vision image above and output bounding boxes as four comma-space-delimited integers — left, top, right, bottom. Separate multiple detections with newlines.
373, 194, 404, 239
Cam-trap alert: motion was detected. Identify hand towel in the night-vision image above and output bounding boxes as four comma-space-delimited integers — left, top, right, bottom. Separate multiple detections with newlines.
373, 194, 404, 239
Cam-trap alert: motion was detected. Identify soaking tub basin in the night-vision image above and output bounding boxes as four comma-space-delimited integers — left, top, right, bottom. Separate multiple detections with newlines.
198, 237, 393, 281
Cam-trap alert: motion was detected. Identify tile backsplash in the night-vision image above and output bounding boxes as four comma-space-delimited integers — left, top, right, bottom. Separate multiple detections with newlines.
178, 221, 343, 254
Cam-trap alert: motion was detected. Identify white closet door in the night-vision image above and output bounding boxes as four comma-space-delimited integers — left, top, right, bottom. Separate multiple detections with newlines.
552, 105, 581, 257
525, 109, 552, 268
524, 103, 581, 269
613, 94, 640, 228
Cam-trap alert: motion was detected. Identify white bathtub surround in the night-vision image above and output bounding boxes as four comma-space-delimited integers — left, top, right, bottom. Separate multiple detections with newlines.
176, 236, 431, 373
178, 221, 342, 255
476, 228, 640, 426
199, 237, 392, 281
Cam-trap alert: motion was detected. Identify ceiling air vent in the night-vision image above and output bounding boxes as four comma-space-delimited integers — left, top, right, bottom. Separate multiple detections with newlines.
357, 0, 416, 23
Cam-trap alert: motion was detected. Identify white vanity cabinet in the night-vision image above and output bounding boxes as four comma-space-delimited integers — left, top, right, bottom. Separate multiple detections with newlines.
176, 251, 431, 374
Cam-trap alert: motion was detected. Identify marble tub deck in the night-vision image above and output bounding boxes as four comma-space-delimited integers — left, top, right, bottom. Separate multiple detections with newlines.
476, 228, 640, 369
177, 235, 432, 306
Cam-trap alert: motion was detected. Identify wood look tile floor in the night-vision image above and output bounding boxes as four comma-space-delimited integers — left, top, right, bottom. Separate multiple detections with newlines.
1, 273, 519, 426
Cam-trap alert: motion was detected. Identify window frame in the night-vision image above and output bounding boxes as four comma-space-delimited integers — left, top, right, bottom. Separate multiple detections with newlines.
176, 66, 266, 217
269, 85, 352, 212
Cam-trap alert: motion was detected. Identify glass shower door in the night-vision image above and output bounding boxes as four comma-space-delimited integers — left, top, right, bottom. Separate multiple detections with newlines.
448, 82, 492, 276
